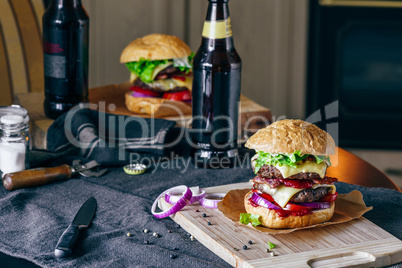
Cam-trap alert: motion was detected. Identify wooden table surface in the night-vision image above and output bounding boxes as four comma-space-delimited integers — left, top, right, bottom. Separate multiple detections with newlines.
14, 85, 401, 192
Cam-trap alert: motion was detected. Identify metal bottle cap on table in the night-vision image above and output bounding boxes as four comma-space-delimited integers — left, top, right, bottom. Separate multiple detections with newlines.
123, 164, 147, 175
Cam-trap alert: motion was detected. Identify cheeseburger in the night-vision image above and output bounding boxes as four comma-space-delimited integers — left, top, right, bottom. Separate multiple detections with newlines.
120, 33, 193, 116
244, 119, 338, 228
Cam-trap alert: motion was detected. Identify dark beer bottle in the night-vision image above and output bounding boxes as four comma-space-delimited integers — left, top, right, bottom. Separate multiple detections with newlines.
192, 0, 242, 169
43, 0, 89, 119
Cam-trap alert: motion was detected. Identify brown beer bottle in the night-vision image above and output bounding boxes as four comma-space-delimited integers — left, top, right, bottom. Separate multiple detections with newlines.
43, 0, 89, 119
191, 0, 242, 169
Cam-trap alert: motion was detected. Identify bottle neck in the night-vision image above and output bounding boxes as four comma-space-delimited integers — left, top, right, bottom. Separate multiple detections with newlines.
49, 0, 82, 8
206, 1, 229, 21
201, 1, 234, 49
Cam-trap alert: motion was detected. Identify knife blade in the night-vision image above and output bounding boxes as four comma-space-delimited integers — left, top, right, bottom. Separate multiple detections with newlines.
54, 197, 97, 258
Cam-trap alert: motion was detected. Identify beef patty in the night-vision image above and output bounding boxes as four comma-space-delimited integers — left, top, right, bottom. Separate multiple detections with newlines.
255, 163, 324, 180
156, 65, 180, 77
253, 183, 331, 203
133, 78, 188, 93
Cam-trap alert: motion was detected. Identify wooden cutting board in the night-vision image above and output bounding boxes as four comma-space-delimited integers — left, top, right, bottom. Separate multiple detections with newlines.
88, 82, 272, 130
15, 82, 271, 149
159, 182, 402, 268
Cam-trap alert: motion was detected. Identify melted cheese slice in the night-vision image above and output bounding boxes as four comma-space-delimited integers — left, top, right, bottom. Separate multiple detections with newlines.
150, 62, 173, 81
276, 160, 327, 178
128, 62, 176, 83
261, 183, 336, 208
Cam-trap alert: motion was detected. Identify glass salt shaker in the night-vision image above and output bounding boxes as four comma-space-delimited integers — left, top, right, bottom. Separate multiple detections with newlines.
0, 107, 30, 176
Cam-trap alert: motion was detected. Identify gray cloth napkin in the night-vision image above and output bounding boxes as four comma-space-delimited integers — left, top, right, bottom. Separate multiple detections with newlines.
0, 157, 401, 267
46, 108, 176, 166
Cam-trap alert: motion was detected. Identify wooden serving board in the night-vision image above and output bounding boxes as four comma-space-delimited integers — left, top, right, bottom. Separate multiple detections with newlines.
15, 83, 271, 150
87, 82, 272, 130
159, 182, 402, 268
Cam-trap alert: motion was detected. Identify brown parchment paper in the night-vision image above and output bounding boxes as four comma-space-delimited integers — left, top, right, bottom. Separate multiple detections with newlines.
217, 189, 373, 234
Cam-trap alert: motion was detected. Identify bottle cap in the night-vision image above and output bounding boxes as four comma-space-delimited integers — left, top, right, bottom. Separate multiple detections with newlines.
1, 115, 24, 125
123, 164, 147, 175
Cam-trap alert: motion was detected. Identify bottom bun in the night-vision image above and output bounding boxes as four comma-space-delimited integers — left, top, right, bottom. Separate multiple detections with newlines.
125, 92, 192, 117
244, 191, 335, 229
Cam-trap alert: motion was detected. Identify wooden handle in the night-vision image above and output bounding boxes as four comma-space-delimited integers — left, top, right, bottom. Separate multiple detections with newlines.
2, 165, 73, 191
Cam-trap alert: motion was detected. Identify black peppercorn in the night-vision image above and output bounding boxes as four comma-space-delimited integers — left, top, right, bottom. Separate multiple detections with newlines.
243, 245, 247, 250
170, 254, 176, 259
248, 240, 252, 245
207, 222, 212, 225
202, 213, 207, 217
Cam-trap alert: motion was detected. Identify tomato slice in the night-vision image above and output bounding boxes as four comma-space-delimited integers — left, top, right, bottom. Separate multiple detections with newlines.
252, 189, 275, 203
172, 75, 186, 82
285, 203, 313, 211
319, 192, 338, 202
129, 86, 161, 97
251, 189, 313, 212
281, 179, 313, 189
163, 90, 191, 101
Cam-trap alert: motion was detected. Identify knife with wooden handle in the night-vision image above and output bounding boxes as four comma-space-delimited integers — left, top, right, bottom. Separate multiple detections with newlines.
3, 165, 73, 191
2, 160, 107, 191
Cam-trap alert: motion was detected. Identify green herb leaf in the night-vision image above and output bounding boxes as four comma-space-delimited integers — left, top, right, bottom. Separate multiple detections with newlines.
267, 241, 277, 250
239, 213, 261, 226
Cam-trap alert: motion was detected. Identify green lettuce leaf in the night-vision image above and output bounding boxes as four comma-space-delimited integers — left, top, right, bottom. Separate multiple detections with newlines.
253, 150, 331, 174
126, 58, 169, 83
239, 213, 250, 224
126, 53, 194, 82
173, 52, 194, 73
314, 155, 332, 166
239, 213, 261, 227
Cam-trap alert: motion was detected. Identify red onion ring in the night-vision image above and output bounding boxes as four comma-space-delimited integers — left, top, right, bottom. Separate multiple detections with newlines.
199, 193, 226, 209
132, 92, 157, 98
165, 186, 206, 205
297, 201, 331, 209
151, 185, 192, 219
251, 192, 281, 210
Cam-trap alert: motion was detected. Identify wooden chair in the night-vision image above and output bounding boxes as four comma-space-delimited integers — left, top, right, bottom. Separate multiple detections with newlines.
327, 148, 401, 191
0, 0, 45, 106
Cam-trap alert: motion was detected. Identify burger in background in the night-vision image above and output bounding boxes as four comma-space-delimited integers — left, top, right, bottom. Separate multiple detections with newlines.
120, 33, 193, 116
243, 119, 338, 229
